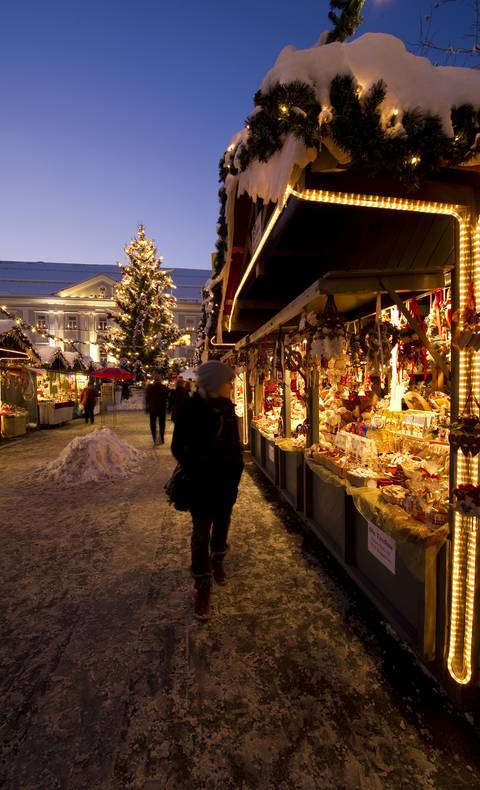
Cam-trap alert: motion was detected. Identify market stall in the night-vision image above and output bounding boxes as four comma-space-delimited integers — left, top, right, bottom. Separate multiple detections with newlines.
35, 347, 75, 425
209, 29, 480, 705
0, 320, 41, 437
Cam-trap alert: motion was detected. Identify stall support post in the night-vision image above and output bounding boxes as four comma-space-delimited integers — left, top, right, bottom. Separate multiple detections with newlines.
254, 375, 263, 417
308, 367, 319, 449
283, 369, 291, 438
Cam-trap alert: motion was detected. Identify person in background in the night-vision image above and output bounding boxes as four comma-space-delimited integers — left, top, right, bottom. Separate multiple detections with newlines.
170, 378, 190, 423
171, 361, 244, 621
145, 372, 169, 445
80, 380, 98, 425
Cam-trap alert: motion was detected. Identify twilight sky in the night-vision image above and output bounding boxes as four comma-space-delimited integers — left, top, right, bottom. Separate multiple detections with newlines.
0, 0, 475, 270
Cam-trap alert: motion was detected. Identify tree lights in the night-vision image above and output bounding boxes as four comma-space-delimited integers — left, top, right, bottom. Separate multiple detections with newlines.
106, 225, 180, 380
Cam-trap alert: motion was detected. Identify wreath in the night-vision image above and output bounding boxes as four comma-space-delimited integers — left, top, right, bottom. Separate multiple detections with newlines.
359, 319, 398, 368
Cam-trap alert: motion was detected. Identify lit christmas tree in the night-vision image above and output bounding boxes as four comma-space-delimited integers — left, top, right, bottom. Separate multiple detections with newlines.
107, 225, 180, 379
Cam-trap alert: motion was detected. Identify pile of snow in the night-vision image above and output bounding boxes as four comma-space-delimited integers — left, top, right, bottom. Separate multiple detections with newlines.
36, 428, 144, 486
232, 33, 480, 206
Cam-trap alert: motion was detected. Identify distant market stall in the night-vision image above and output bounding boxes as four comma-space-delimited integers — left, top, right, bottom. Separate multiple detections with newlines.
209, 31, 480, 707
35, 346, 77, 425
0, 320, 40, 438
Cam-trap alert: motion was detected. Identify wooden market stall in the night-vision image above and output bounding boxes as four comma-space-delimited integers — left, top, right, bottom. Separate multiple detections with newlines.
207, 32, 480, 706
35, 347, 76, 426
0, 320, 41, 438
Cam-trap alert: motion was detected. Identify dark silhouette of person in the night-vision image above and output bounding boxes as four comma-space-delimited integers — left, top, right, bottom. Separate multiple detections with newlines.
171, 361, 244, 620
145, 372, 169, 445
80, 381, 98, 425
170, 378, 190, 423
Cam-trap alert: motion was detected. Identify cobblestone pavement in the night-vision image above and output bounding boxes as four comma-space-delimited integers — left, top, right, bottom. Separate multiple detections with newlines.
1, 412, 480, 789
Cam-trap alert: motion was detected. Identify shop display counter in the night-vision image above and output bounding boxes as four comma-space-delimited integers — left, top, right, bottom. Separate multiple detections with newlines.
38, 401, 75, 426
250, 423, 262, 463
260, 431, 278, 484
348, 505, 444, 660
1, 413, 27, 438
304, 458, 349, 560
277, 439, 304, 511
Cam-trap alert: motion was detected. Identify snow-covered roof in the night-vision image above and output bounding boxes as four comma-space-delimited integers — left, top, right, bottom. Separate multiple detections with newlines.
231, 33, 480, 206
0, 261, 211, 302
35, 346, 69, 368
262, 33, 480, 137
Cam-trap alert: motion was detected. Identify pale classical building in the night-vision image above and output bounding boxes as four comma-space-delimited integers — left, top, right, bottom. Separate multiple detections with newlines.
0, 261, 210, 365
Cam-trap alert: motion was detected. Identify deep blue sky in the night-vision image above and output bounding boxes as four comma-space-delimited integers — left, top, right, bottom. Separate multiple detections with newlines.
0, 0, 475, 269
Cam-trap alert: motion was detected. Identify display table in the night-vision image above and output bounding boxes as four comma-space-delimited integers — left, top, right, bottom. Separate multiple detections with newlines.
38, 401, 75, 426
250, 424, 278, 484
1, 413, 27, 438
304, 456, 447, 660
276, 439, 304, 511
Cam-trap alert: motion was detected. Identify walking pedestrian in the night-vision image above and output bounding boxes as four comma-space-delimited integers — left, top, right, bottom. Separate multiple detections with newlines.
171, 361, 244, 620
145, 372, 169, 445
80, 381, 98, 425
170, 379, 190, 423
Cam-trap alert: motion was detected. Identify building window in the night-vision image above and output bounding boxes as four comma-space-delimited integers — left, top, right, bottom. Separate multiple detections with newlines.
98, 285, 107, 298
97, 315, 108, 331
65, 315, 78, 330
184, 315, 198, 330
36, 314, 48, 330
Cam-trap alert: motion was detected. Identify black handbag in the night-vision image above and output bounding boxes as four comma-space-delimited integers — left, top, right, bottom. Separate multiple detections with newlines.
164, 464, 192, 511
165, 416, 225, 511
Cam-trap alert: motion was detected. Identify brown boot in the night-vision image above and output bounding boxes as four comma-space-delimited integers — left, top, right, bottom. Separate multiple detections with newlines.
194, 579, 211, 620
212, 554, 226, 586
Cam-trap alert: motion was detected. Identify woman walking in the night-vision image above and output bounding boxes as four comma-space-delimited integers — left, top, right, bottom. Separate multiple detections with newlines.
171, 361, 244, 620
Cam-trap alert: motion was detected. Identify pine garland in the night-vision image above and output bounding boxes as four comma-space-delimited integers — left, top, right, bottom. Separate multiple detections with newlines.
326, 0, 366, 44
206, 37, 480, 338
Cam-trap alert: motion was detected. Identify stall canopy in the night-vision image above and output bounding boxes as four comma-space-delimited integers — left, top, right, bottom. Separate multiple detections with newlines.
63, 350, 88, 373
0, 320, 41, 364
35, 346, 70, 372
210, 32, 480, 344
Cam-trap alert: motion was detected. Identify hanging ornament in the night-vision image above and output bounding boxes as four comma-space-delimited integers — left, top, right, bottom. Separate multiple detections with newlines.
449, 391, 480, 457
310, 295, 346, 362
359, 298, 398, 372
397, 297, 427, 379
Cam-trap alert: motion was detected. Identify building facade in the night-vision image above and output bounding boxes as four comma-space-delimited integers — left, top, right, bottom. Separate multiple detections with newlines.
0, 261, 210, 365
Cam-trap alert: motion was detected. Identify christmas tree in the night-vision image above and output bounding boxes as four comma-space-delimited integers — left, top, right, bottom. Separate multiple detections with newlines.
107, 225, 180, 379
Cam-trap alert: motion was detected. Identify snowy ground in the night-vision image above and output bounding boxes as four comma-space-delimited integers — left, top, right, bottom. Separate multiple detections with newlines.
1, 412, 480, 789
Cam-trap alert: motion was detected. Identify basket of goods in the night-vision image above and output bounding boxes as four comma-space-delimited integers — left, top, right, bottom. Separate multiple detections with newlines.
449, 391, 480, 457
427, 507, 449, 528
453, 484, 480, 517
310, 296, 346, 362
359, 318, 398, 370
380, 485, 407, 506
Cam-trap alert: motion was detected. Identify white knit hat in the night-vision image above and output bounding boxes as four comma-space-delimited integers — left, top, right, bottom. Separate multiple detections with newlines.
197, 361, 234, 394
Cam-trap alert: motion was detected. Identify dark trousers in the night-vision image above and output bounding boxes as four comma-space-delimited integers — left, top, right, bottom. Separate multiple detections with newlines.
191, 507, 232, 581
149, 410, 166, 442
84, 403, 95, 424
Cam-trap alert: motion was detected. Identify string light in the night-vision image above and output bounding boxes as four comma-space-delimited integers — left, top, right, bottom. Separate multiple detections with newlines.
227, 181, 479, 687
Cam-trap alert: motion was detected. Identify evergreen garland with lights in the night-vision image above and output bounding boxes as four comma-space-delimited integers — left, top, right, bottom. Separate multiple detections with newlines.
106, 225, 180, 379
205, 3, 480, 345
326, 0, 366, 44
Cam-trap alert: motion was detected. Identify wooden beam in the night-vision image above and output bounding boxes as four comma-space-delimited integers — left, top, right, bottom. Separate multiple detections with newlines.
235, 269, 446, 349
379, 278, 451, 380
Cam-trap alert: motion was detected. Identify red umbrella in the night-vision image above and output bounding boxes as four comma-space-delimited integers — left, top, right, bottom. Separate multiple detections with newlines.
91, 367, 135, 380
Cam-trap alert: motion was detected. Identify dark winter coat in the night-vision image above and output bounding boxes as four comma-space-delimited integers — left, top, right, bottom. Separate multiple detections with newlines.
171, 393, 244, 516
170, 385, 190, 422
145, 381, 168, 413
80, 386, 98, 407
